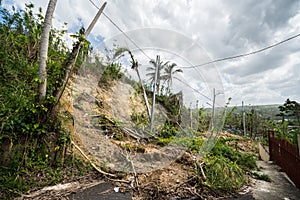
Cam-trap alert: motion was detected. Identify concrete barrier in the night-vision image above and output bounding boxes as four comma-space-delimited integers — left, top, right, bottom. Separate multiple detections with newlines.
259, 142, 270, 161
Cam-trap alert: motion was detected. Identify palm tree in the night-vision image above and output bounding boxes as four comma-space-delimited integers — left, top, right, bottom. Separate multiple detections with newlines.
146, 59, 169, 95
38, 0, 57, 101
161, 63, 183, 92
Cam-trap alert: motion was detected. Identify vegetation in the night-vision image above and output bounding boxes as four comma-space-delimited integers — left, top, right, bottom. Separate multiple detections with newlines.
204, 155, 245, 191
202, 138, 256, 191
0, 4, 91, 199
1, 2, 296, 199
251, 171, 271, 182
146, 59, 182, 95
277, 99, 300, 125
98, 63, 123, 88
266, 99, 300, 145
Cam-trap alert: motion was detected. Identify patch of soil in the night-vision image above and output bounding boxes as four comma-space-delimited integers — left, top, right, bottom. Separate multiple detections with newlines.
221, 132, 258, 155
20, 74, 261, 200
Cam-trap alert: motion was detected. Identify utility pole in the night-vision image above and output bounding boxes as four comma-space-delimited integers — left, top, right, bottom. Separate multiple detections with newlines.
195, 100, 199, 129
53, 2, 107, 110
84, 2, 107, 38
211, 88, 216, 128
212, 88, 216, 118
190, 102, 193, 129
150, 55, 160, 131
242, 101, 246, 136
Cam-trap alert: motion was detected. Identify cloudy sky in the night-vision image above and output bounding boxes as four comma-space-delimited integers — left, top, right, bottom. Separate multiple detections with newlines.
2, 0, 300, 107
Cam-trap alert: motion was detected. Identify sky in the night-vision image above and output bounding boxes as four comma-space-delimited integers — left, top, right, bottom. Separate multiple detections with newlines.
2, 0, 300, 107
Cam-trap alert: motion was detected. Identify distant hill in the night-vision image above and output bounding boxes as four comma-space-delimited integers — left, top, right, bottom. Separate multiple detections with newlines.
229, 104, 281, 120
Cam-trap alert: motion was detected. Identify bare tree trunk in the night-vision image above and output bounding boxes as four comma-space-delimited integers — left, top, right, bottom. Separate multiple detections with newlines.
38, 0, 58, 102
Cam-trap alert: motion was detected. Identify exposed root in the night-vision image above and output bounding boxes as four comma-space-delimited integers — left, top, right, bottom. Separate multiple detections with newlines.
71, 141, 116, 177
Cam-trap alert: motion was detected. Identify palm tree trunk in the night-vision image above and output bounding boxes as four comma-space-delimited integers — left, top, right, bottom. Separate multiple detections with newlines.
38, 0, 57, 102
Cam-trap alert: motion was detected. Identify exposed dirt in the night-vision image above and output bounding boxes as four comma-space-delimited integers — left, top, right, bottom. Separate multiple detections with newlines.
17, 73, 286, 200
221, 132, 259, 155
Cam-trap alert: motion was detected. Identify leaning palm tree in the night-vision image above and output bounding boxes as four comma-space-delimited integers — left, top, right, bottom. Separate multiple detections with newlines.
146, 59, 169, 95
161, 63, 183, 92
113, 47, 151, 119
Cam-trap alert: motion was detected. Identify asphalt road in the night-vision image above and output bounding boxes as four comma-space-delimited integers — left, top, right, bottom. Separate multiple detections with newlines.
68, 161, 300, 200
68, 182, 131, 200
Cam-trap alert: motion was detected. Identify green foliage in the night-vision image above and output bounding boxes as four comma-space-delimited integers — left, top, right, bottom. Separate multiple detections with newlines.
200, 138, 257, 192
251, 171, 271, 182
266, 120, 288, 139
98, 63, 123, 87
208, 139, 257, 171
278, 99, 300, 125
198, 108, 210, 132
154, 119, 255, 192
0, 155, 92, 199
268, 99, 300, 145
70, 27, 92, 73
131, 112, 149, 127
189, 137, 204, 152
120, 143, 145, 153
204, 155, 245, 191
0, 4, 84, 198
156, 136, 174, 146
266, 120, 299, 145
156, 93, 182, 124
159, 123, 179, 138
224, 106, 239, 129
146, 59, 182, 95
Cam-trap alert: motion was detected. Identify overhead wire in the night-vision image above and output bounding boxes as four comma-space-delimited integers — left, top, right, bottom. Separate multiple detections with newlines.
87, 0, 221, 105
173, 77, 212, 101
181, 33, 300, 69
88, 0, 300, 70
87, 0, 299, 106
88, 0, 151, 60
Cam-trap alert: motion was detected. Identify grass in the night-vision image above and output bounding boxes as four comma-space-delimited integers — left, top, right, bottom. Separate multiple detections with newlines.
204, 155, 246, 191
198, 137, 258, 192
0, 156, 94, 200
251, 171, 272, 182
156, 132, 258, 193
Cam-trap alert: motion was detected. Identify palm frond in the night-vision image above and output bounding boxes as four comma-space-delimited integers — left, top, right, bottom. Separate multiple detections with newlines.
113, 47, 130, 59
172, 69, 183, 74
146, 66, 155, 71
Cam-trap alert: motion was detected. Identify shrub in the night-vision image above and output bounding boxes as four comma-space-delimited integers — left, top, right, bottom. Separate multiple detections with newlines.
204, 155, 245, 191
98, 63, 123, 88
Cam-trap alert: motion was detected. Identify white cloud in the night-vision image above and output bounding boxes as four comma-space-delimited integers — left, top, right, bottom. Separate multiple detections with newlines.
3, 0, 300, 106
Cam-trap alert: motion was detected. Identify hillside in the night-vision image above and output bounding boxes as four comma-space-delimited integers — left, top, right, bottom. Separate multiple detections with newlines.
232, 104, 281, 120
58, 70, 260, 199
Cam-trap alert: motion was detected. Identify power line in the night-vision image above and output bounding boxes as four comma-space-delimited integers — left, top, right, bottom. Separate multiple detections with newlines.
182, 33, 300, 69
88, 0, 99, 9
102, 13, 152, 60
88, 0, 216, 105
89, 0, 300, 70
174, 77, 212, 101
88, 0, 151, 60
